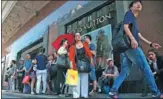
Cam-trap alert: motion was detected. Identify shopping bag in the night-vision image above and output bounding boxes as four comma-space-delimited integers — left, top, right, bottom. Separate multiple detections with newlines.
22, 75, 30, 84
65, 69, 78, 86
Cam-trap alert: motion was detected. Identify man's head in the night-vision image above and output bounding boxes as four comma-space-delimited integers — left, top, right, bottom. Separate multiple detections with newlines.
148, 49, 157, 61
39, 48, 45, 54
107, 58, 114, 67
84, 34, 92, 43
26, 54, 31, 59
75, 33, 81, 42
129, 0, 143, 12
19, 59, 24, 65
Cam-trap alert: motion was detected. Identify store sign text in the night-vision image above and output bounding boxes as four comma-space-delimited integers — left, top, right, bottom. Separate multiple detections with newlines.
71, 13, 112, 33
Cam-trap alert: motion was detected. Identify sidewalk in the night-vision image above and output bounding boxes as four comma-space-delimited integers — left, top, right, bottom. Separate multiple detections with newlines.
2, 90, 152, 98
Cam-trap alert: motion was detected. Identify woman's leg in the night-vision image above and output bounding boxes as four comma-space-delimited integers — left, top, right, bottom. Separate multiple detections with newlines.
31, 78, 36, 94
73, 73, 80, 98
81, 73, 89, 98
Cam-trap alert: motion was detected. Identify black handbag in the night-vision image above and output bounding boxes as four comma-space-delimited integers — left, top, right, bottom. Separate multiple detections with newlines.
75, 48, 91, 73
112, 22, 132, 54
56, 54, 70, 69
49, 64, 57, 77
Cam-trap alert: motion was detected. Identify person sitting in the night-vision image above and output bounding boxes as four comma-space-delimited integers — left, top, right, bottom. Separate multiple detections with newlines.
142, 49, 163, 97
97, 58, 119, 94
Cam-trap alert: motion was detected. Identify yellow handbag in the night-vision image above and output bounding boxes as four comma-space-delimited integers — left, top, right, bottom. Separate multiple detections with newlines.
65, 69, 78, 86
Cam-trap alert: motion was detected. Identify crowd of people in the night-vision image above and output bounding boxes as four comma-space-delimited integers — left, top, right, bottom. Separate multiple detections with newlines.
4, 0, 163, 98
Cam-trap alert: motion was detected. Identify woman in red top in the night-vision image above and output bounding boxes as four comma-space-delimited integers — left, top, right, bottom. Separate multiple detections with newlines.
69, 33, 94, 98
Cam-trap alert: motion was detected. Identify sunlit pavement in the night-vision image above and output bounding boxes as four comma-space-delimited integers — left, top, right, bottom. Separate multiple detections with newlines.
2, 90, 152, 98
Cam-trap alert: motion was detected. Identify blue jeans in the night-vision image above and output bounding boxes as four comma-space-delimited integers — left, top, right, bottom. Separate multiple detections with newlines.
111, 47, 160, 96
90, 66, 96, 81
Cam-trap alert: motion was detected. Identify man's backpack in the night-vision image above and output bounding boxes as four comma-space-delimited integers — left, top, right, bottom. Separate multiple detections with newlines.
112, 22, 131, 54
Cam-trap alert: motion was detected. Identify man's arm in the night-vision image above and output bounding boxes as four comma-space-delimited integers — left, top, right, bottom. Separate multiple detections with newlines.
138, 33, 152, 45
138, 33, 161, 49
124, 24, 138, 49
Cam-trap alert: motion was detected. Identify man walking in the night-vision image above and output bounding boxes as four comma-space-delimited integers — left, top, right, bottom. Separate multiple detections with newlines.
109, 0, 163, 98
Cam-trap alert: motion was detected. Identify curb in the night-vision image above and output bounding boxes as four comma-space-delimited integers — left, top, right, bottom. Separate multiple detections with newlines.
3, 92, 60, 98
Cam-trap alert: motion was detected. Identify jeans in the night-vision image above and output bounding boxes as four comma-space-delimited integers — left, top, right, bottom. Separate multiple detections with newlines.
111, 47, 160, 96
90, 66, 96, 81
36, 69, 47, 94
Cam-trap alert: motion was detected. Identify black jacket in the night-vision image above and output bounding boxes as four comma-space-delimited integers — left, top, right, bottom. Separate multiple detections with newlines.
148, 56, 163, 80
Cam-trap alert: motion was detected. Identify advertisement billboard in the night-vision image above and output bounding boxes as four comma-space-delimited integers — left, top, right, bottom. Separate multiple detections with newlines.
82, 24, 112, 70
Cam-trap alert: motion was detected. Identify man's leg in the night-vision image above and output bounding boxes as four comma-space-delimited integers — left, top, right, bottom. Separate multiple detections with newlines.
125, 47, 160, 96
36, 70, 42, 94
42, 70, 47, 94
110, 53, 132, 92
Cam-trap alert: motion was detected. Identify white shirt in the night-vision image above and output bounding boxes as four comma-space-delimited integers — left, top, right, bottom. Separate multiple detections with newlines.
57, 46, 67, 55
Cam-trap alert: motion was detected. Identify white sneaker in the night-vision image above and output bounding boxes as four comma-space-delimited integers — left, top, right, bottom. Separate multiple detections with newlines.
31, 91, 35, 95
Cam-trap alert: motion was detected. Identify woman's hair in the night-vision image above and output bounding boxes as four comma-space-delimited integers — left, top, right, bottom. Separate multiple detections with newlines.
60, 38, 68, 46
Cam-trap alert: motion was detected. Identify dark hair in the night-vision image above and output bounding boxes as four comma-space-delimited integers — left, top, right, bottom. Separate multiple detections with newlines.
129, 0, 142, 9
39, 48, 45, 53
85, 34, 92, 41
60, 38, 67, 46
148, 49, 158, 56
12, 60, 16, 64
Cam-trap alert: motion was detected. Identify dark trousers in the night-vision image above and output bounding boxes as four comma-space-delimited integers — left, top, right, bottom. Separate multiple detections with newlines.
17, 76, 24, 92
56, 66, 67, 94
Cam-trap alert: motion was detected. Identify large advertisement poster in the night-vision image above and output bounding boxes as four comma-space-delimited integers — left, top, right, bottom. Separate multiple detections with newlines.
82, 24, 112, 70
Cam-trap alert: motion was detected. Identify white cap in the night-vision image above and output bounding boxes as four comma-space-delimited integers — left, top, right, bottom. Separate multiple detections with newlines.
107, 58, 113, 62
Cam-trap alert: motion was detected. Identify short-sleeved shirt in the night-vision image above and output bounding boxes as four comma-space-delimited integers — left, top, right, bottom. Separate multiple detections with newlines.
35, 54, 47, 70
103, 66, 119, 78
24, 59, 32, 71
89, 43, 96, 64
123, 10, 140, 45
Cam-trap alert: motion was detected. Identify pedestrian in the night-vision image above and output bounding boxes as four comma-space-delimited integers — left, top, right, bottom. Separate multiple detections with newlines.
84, 34, 97, 96
6, 60, 17, 92
69, 32, 94, 98
109, 0, 163, 98
46, 54, 57, 95
55, 39, 70, 95
98, 58, 119, 94
23, 54, 33, 94
142, 49, 163, 97
35, 48, 48, 95
30, 59, 37, 94
16, 59, 25, 93
9, 60, 17, 92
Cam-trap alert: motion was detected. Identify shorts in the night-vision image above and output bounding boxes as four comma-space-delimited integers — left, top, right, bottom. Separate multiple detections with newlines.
30, 71, 36, 79
90, 66, 96, 81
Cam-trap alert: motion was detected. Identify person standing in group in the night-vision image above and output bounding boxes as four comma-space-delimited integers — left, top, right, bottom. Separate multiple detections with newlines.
23, 54, 33, 94
16, 59, 25, 93
69, 33, 94, 98
46, 54, 57, 94
35, 48, 48, 95
109, 0, 163, 98
84, 34, 97, 96
55, 39, 70, 95
7, 60, 17, 92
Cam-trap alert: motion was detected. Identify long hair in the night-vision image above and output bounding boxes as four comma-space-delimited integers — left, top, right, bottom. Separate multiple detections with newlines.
60, 38, 68, 46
